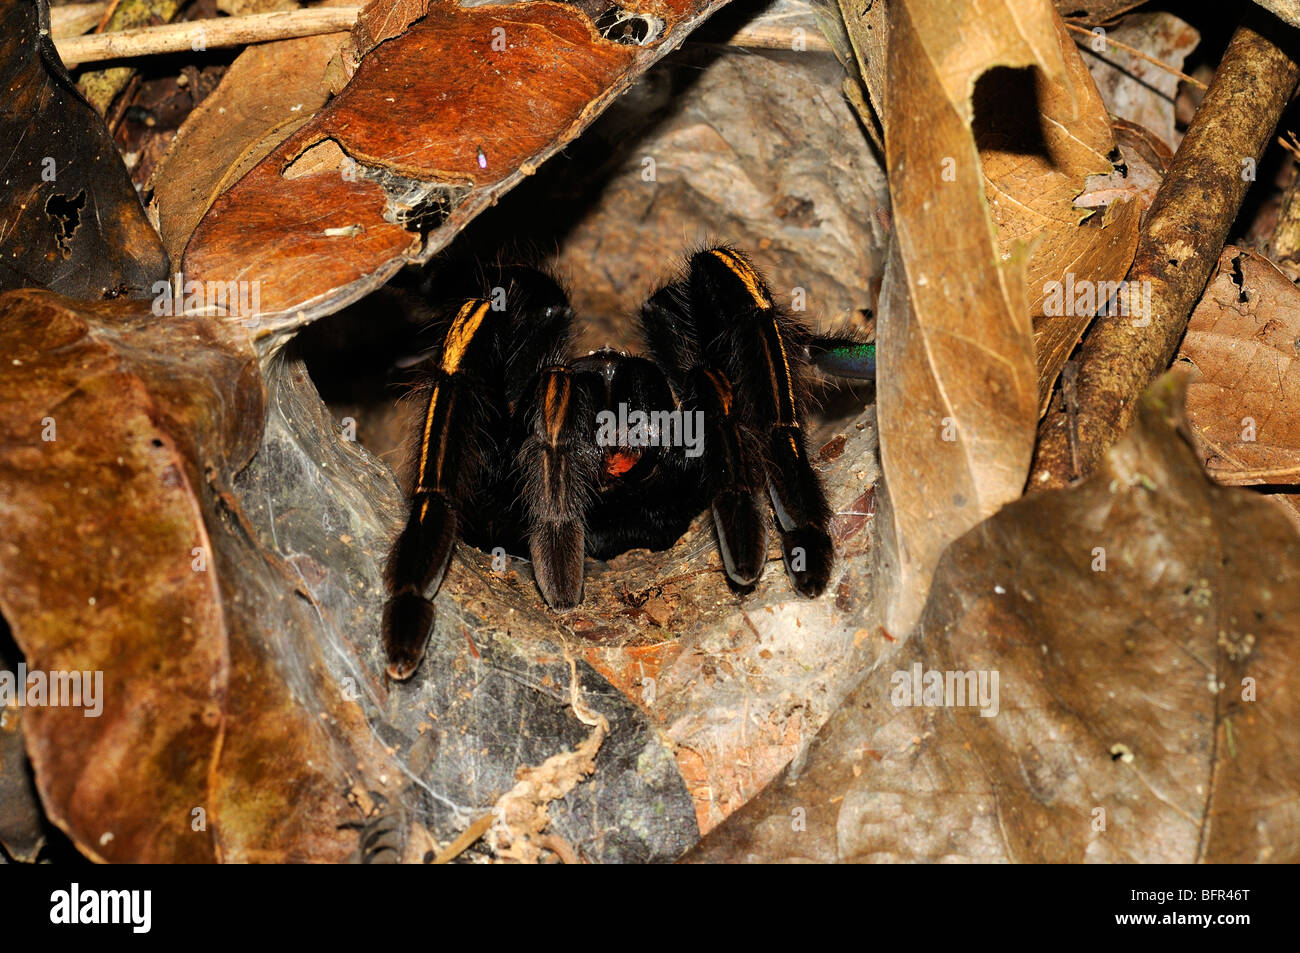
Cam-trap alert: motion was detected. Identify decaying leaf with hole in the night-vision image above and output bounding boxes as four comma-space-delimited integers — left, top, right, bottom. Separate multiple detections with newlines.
0, 0, 168, 298
180, 0, 734, 341
688, 373, 1300, 863
148, 0, 357, 265
975, 14, 1141, 416
872, 0, 1050, 637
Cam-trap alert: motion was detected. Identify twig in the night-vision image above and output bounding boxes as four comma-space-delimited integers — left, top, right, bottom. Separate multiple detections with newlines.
1063, 20, 1207, 90
429, 811, 496, 865
709, 22, 833, 53
54, 7, 362, 68
52, 6, 832, 68
1205, 462, 1300, 485
1032, 8, 1300, 488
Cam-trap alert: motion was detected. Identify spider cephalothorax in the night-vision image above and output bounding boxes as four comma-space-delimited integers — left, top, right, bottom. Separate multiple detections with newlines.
381, 246, 876, 679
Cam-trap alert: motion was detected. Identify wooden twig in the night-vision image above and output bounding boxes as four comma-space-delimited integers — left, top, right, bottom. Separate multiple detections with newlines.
54, 7, 362, 68
1063, 20, 1207, 91
52, 5, 833, 68
1205, 462, 1300, 485
711, 22, 833, 53
429, 811, 496, 865
1031, 8, 1300, 488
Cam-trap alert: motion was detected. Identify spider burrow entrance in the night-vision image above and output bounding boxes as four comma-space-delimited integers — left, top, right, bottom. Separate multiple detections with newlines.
368, 245, 872, 678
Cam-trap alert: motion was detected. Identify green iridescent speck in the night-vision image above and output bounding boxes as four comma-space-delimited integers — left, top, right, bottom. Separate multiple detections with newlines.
830, 342, 875, 361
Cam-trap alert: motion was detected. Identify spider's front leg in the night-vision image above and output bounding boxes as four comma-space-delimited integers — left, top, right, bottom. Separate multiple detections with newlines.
383, 268, 575, 679
382, 298, 500, 679
516, 365, 600, 608
641, 246, 836, 597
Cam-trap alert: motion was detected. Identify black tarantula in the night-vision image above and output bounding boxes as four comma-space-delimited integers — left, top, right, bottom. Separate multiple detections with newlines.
381, 246, 876, 679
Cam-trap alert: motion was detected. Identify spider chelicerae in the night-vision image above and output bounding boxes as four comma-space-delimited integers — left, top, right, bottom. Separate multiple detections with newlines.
381, 245, 876, 679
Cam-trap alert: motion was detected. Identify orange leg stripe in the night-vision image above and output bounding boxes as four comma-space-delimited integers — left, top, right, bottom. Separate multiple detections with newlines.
769, 317, 798, 425
542, 372, 571, 445
702, 368, 734, 414
710, 248, 772, 309
415, 382, 440, 487
431, 388, 455, 489
441, 300, 492, 374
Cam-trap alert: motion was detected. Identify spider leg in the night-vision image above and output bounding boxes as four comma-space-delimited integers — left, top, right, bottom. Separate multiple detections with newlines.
383, 268, 574, 679
807, 333, 876, 381
383, 298, 498, 678
692, 364, 771, 585
640, 273, 770, 588
516, 365, 600, 608
643, 246, 836, 596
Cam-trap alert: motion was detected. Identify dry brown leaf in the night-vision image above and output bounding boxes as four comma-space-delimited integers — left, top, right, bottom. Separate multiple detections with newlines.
148, 0, 355, 263
0, 291, 407, 862
873, 0, 1052, 636
1076, 116, 1172, 214
1078, 12, 1200, 151
1178, 247, 1300, 527
688, 372, 1300, 863
0, 0, 169, 298
978, 14, 1141, 415
180, 0, 735, 341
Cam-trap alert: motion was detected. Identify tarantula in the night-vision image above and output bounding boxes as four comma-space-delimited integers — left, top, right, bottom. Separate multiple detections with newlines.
381, 246, 876, 679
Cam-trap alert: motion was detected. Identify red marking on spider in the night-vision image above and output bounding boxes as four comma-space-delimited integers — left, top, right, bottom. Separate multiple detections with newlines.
605, 449, 639, 477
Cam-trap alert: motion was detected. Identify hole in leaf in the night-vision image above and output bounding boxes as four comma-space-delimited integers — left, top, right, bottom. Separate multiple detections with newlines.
972, 66, 1049, 158
45, 190, 86, 255
1230, 253, 1248, 303
596, 6, 665, 45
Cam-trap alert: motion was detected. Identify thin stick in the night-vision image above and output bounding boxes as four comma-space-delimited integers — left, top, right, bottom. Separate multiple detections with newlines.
1063, 20, 1207, 90
1205, 462, 1300, 485
1032, 9, 1300, 487
714, 23, 833, 53
430, 812, 496, 865
52, 6, 834, 68
53, 7, 361, 68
